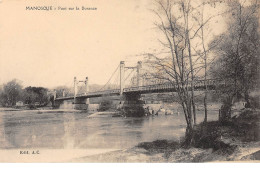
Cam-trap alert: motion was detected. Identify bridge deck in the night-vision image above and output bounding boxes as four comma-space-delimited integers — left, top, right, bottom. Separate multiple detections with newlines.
55, 79, 224, 101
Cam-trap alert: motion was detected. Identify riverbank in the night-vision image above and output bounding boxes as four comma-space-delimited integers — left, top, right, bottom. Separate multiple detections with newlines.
0, 101, 221, 113
0, 107, 82, 113
71, 108, 260, 162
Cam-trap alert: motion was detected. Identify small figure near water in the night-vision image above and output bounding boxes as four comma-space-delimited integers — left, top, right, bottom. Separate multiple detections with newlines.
144, 106, 158, 116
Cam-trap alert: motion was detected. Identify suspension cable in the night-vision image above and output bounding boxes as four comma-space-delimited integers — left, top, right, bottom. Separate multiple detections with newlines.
99, 64, 120, 91
113, 68, 120, 89
124, 69, 135, 81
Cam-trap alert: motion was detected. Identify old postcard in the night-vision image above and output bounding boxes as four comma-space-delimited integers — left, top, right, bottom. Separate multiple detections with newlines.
0, 0, 259, 163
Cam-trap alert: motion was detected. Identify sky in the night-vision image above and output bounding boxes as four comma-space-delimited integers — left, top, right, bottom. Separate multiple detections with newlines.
0, 0, 228, 89
0, 0, 160, 88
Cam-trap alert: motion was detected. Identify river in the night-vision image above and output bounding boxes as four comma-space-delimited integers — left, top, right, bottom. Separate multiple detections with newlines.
0, 108, 219, 150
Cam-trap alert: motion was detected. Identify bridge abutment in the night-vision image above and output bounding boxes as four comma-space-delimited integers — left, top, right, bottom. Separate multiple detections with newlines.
121, 93, 145, 117
73, 97, 89, 110
53, 98, 90, 110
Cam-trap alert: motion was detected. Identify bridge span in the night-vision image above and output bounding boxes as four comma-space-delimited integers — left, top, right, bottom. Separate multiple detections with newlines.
52, 61, 223, 116
55, 79, 220, 101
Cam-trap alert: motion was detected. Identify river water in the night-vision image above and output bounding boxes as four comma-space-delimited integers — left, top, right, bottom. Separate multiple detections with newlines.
0, 108, 219, 150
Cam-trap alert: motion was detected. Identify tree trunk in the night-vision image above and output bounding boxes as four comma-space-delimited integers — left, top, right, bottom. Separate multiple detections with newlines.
219, 97, 233, 122
201, 5, 208, 123
203, 57, 208, 123
184, 122, 194, 147
187, 29, 196, 125
204, 91, 208, 123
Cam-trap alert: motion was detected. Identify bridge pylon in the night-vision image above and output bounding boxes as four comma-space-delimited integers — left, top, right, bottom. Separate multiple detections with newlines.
120, 61, 125, 95
62, 90, 66, 97
74, 77, 77, 103
72, 76, 90, 109
85, 77, 89, 104
123, 60, 143, 90
137, 61, 142, 87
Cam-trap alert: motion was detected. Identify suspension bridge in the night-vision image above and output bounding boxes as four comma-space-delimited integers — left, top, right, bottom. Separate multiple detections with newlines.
52, 61, 221, 113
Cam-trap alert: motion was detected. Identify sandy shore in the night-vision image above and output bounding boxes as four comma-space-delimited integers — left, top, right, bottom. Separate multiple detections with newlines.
1, 140, 258, 162
67, 140, 260, 163
0, 149, 119, 163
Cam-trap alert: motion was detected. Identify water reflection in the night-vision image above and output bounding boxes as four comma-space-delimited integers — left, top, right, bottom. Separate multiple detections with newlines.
0, 109, 219, 149
0, 112, 6, 146
123, 118, 145, 128
63, 113, 76, 149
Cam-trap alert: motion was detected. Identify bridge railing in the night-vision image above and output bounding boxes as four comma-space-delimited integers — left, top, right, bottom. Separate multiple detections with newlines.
123, 79, 223, 93
56, 79, 225, 99
123, 83, 174, 92
76, 89, 120, 97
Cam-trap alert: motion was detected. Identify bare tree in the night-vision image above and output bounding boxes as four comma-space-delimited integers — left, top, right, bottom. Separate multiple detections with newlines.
147, 0, 199, 144
192, 1, 223, 123
144, 0, 230, 144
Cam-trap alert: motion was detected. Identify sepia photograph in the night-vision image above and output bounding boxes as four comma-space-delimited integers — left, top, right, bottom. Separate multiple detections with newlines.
0, 0, 259, 164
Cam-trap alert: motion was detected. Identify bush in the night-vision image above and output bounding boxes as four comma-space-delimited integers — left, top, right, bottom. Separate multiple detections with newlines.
98, 98, 113, 111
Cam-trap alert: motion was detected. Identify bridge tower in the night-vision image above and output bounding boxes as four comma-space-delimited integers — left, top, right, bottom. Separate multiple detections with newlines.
137, 61, 142, 87
62, 89, 66, 97
70, 76, 90, 110
74, 77, 78, 103
120, 61, 145, 117
85, 77, 89, 104
122, 60, 142, 89
120, 61, 125, 95
53, 90, 57, 100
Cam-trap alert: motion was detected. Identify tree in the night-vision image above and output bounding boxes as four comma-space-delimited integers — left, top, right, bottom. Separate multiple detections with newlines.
23, 86, 49, 106
210, 0, 260, 120
0, 85, 4, 106
0, 79, 23, 106
147, 0, 196, 145
54, 86, 73, 98
192, 0, 226, 123
146, 0, 229, 144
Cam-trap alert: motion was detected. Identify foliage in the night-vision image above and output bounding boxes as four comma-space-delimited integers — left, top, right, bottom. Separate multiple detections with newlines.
147, 0, 259, 144
0, 79, 23, 106
23, 86, 49, 106
210, 0, 260, 109
147, 0, 227, 145
0, 79, 49, 107
54, 86, 72, 98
